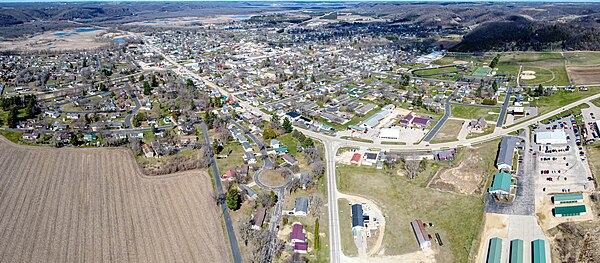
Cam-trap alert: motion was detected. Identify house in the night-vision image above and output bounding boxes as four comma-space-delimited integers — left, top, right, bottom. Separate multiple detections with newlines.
294, 172, 310, 189
45, 110, 60, 118
83, 133, 97, 141
66, 113, 79, 120
142, 144, 155, 158
285, 112, 302, 122
294, 197, 309, 216
222, 169, 237, 181
289, 224, 306, 244
290, 224, 308, 254
410, 219, 431, 249
436, 149, 455, 161
238, 184, 258, 200
179, 135, 198, 145
350, 153, 361, 164
363, 152, 378, 166
22, 132, 39, 140
496, 136, 519, 171
283, 153, 298, 166
468, 117, 487, 131
250, 207, 267, 230
242, 142, 253, 152
243, 152, 257, 164
274, 146, 289, 155
270, 139, 280, 148
488, 171, 516, 200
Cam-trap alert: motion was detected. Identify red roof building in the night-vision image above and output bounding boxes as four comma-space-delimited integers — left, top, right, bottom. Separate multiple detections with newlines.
294, 242, 308, 254
290, 224, 306, 244
350, 153, 361, 164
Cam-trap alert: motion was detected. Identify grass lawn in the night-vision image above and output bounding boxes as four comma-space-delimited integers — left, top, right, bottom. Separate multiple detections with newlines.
260, 169, 286, 187
430, 119, 463, 144
584, 144, 600, 186
535, 87, 600, 115
338, 198, 358, 257
413, 66, 460, 77
340, 136, 373, 143
336, 164, 484, 262
277, 133, 299, 155
466, 124, 495, 139
496, 52, 570, 86
564, 52, 600, 66
214, 142, 245, 175
0, 130, 22, 143
540, 103, 589, 124
451, 105, 500, 121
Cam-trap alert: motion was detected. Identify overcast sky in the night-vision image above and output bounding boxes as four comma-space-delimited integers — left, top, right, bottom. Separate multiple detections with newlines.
1, 0, 598, 2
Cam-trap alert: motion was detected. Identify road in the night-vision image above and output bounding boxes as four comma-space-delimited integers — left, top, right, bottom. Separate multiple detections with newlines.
124, 89, 141, 128
200, 122, 243, 263
497, 86, 512, 127
422, 87, 458, 142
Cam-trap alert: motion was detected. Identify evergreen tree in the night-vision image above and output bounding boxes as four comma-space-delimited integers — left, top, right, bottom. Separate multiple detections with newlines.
143, 81, 152, 95
6, 107, 18, 128
282, 117, 293, 133
226, 188, 241, 211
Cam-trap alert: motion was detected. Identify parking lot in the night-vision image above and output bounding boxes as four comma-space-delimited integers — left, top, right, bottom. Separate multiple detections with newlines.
533, 116, 595, 194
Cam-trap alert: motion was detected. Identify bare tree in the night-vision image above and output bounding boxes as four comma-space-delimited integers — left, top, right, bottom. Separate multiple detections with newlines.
404, 159, 423, 179
309, 194, 322, 216
309, 161, 325, 179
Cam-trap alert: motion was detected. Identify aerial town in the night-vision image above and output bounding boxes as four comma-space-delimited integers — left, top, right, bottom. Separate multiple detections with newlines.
0, 1, 600, 263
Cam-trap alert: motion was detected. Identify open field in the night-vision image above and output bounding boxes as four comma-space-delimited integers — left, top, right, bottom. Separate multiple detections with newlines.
429, 139, 500, 195
496, 53, 570, 86
564, 52, 600, 66
566, 66, 600, 85
430, 119, 462, 144
0, 28, 131, 51
0, 136, 229, 262
336, 163, 484, 263
451, 105, 500, 121
413, 66, 461, 77
338, 199, 359, 257
535, 87, 599, 115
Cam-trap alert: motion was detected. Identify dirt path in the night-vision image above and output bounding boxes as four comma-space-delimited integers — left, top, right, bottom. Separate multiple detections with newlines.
0, 137, 229, 262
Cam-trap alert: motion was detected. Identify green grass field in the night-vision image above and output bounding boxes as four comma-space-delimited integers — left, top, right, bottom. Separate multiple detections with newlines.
536, 87, 600, 115
413, 66, 460, 77
472, 67, 492, 77
494, 52, 570, 86
451, 105, 500, 122
336, 164, 484, 262
564, 52, 600, 66
338, 199, 358, 257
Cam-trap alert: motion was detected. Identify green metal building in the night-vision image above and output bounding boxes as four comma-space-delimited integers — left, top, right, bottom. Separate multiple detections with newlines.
487, 237, 502, 263
553, 205, 587, 217
510, 239, 523, 263
532, 239, 546, 263
552, 193, 584, 204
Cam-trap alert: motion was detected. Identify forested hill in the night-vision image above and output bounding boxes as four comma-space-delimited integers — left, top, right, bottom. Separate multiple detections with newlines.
452, 18, 600, 52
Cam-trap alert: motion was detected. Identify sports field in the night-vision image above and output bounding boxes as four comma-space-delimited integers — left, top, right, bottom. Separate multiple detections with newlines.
472, 67, 492, 77
0, 137, 229, 262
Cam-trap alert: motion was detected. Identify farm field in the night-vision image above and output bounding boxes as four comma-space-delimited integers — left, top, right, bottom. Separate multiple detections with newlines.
336, 163, 484, 263
566, 66, 600, 85
0, 137, 229, 262
564, 52, 600, 66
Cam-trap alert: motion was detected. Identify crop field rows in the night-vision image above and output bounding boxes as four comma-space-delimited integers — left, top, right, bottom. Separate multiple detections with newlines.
0, 138, 228, 263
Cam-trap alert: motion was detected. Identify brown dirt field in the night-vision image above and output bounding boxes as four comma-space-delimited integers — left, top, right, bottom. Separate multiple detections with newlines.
0, 29, 110, 51
0, 137, 229, 262
567, 66, 600, 85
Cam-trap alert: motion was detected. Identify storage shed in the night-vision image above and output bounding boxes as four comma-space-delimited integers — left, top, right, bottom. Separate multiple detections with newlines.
510, 239, 523, 263
486, 237, 502, 263
553, 205, 587, 217
552, 193, 584, 204
532, 239, 546, 263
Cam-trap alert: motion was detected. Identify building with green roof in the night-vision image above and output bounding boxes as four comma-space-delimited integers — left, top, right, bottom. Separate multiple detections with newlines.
553, 205, 587, 217
510, 239, 523, 263
552, 193, 584, 204
488, 171, 516, 200
532, 239, 546, 263
486, 237, 502, 263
